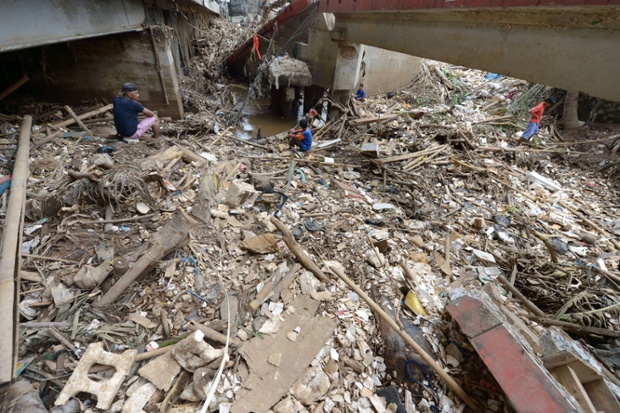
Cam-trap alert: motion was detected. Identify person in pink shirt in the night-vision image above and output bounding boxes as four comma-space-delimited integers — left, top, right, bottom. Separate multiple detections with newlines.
518, 97, 555, 144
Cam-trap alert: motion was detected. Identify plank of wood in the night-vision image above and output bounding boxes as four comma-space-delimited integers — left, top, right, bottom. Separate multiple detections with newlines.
583, 380, 620, 413
49, 104, 113, 129
551, 365, 597, 413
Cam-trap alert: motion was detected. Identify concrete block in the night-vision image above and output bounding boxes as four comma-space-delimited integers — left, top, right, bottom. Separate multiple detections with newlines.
55, 342, 136, 410
225, 180, 258, 208
137, 350, 181, 391
361, 142, 380, 158
171, 330, 224, 372
448, 292, 582, 413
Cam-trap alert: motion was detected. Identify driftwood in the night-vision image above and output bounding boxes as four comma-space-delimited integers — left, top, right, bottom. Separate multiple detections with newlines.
96, 210, 196, 307
270, 216, 329, 283
64, 105, 93, 136
527, 316, 620, 339
0, 75, 29, 102
49, 103, 112, 130
496, 275, 546, 317
559, 201, 620, 250
249, 264, 301, 310
326, 263, 478, 411
140, 145, 207, 171
0, 116, 31, 383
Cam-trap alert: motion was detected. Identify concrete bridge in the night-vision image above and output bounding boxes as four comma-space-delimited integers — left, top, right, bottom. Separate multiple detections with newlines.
317, 0, 620, 102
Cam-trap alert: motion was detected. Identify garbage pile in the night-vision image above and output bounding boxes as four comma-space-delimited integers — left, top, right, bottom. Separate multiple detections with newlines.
0, 42, 619, 413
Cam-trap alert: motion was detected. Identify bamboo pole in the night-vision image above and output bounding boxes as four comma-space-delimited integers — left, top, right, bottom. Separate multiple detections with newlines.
326, 263, 478, 411
0, 115, 31, 383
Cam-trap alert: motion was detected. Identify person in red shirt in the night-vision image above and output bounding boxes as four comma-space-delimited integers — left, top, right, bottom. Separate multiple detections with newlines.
518, 97, 556, 144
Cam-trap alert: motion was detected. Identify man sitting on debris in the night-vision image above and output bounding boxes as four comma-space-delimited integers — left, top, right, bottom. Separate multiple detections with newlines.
518, 97, 555, 145
288, 119, 312, 152
113, 82, 160, 143
355, 83, 366, 102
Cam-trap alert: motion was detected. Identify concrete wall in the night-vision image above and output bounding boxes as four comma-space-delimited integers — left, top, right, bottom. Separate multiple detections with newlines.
331, 7, 620, 103
0, 30, 183, 118
298, 13, 422, 98
362, 46, 423, 97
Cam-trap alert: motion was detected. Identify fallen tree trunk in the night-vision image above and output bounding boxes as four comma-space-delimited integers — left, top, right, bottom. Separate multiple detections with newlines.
0, 115, 31, 383
95, 210, 196, 307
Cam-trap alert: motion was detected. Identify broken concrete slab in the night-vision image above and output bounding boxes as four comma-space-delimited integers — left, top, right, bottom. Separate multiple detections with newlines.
122, 381, 157, 413
54, 342, 137, 410
0, 379, 48, 413
171, 330, 224, 372
225, 179, 259, 208
137, 350, 181, 391
231, 296, 336, 413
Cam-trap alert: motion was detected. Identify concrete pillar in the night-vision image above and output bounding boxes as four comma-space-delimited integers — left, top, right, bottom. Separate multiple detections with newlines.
333, 42, 363, 92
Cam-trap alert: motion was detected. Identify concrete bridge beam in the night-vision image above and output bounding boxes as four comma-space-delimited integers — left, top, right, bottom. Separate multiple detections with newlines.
331, 7, 620, 103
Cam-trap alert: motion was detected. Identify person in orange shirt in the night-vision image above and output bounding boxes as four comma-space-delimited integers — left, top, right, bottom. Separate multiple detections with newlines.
518, 97, 555, 144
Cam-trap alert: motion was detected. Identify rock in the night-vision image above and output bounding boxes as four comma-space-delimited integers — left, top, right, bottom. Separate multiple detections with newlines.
267, 353, 282, 366
225, 180, 258, 208
171, 330, 224, 372
122, 381, 157, 413
299, 271, 319, 296
138, 351, 181, 391
291, 367, 330, 405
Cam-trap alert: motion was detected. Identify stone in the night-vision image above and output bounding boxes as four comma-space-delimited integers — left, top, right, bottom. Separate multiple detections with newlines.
138, 351, 181, 391
225, 180, 258, 208
122, 381, 157, 413
267, 353, 282, 366
299, 271, 319, 296
172, 330, 224, 372
54, 342, 137, 410
291, 367, 330, 405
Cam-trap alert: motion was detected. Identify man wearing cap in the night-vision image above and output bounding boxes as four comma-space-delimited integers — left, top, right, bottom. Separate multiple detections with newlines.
518, 97, 556, 144
113, 83, 160, 143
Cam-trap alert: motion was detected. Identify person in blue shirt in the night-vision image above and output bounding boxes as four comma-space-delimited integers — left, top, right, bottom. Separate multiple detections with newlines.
355, 83, 366, 102
113, 83, 160, 143
288, 119, 312, 151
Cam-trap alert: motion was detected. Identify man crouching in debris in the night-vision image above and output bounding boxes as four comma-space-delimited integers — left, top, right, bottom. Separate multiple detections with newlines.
288, 118, 312, 151
113, 82, 160, 143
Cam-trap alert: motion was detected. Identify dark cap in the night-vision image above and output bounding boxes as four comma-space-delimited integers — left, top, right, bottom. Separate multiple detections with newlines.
122, 82, 138, 93
545, 97, 556, 105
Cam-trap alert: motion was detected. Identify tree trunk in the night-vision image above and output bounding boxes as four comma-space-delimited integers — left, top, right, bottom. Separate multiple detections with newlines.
563, 91, 581, 129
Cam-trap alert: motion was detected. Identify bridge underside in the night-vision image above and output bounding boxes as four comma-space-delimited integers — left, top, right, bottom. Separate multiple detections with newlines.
331, 7, 620, 102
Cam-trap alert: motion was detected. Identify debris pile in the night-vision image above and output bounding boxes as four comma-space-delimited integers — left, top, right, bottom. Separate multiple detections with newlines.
0, 34, 619, 413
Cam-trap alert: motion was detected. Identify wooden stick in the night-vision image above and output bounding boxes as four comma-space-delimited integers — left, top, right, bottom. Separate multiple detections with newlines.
496, 275, 546, 317
22, 254, 77, 264
0, 75, 29, 102
326, 263, 478, 411
64, 105, 93, 136
532, 230, 559, 264
559, 201, 620, 249
49, 103, 112, 129
0, 115, 31, 383
187, 320, 241, 348
19, 322, 72, 329
527, 315, 620, 338
250, 156, 359, 168
270, 216, 330, 283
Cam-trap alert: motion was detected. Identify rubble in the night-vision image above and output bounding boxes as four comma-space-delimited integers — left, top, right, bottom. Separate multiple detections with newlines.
0, 17, 619, 413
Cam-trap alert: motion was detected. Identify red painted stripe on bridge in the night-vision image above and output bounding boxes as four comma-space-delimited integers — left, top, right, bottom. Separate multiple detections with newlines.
319, 0, 612, 12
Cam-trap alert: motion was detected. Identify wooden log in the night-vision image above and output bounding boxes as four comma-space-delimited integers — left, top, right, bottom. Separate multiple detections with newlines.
95, 211, 195, 307
270, 216, 330, 283
0, 115, 31, 384
49, 103, 113, 129
64, 105, 93, 136
187, 320, 241, 348
559, 201, 620, 250
527, 315, 620, 338
0, 75, 29, 102
326, 263, 478, 411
